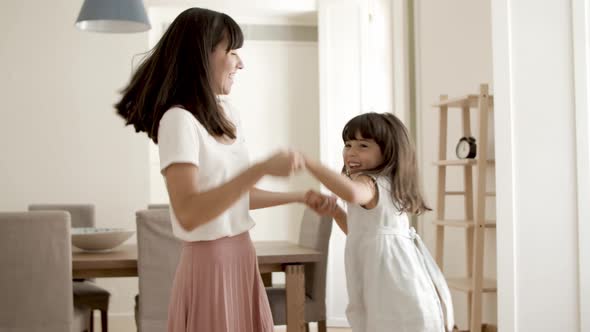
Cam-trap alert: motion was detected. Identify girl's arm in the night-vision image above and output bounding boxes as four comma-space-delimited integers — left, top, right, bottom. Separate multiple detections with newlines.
304, 157, 376, 205
304, 190, 348, 234
332, 206, 348, 234
165, 150, 302, 231
249, 188, 305, 209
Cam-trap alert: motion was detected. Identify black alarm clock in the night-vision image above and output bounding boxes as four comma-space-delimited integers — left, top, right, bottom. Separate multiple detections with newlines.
456, 136, 477, 159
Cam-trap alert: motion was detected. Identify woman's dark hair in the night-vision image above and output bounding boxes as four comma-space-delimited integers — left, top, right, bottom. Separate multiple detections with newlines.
342, 112, 431, 215
115, 8, 244, 144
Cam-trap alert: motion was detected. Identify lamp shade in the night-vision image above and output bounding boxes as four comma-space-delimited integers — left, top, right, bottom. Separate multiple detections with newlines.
75, 0, 150, 33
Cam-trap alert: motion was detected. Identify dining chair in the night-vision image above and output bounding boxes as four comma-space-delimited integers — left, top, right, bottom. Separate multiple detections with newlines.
0, 211, 90, 332
135, 209, 181, 332
28, 204, 110, 332
266, 208, 333, 332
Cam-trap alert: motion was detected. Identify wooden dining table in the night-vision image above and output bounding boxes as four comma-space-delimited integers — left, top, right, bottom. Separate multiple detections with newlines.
73, 241, 322, 332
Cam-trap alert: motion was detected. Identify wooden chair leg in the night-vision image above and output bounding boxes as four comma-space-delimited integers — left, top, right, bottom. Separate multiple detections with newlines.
100, 310, 108, 332
89, 310, 94, 332
261, 272, 272, 287
482, 324, 498, 332
318, 320, 327, 332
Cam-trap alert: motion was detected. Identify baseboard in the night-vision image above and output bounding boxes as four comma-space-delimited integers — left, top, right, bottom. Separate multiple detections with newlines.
454, 324, 498, 332
274, 323, 350, 331
93, 312, 136, 331
98, 313, 352, 331
327, 317, 350, 327
95, 312, 135, 319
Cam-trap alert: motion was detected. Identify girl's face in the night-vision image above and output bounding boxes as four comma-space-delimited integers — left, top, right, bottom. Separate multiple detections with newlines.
209, 38, 244, 95
342, 132, 384, 175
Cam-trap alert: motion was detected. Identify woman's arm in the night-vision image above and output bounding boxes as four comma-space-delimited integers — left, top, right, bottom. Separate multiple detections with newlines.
249, 188, 305, 210
166, 150, 302, 231
304, 157, 376, 205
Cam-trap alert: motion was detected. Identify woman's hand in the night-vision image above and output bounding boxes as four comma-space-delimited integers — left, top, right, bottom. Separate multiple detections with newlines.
304, 190, 338, 217
261, 150, 305, 177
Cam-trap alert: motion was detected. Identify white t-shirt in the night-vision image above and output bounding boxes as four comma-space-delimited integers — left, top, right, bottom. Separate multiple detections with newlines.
157, 100, 255, 242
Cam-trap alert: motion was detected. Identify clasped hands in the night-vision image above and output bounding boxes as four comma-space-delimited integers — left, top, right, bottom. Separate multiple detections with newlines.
262, 149, 338, 217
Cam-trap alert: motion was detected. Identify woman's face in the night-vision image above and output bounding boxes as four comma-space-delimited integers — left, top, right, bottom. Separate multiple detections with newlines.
209, 38, 244, 95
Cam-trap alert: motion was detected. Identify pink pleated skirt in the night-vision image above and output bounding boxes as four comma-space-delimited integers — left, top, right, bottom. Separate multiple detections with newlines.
167, 231, 274, 332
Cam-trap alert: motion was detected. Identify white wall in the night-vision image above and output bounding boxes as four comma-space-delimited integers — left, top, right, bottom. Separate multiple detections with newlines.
146, 0, 317, 22
491, 0, 581, 331
414, 0, 496, 329
0, 0, 150, 318
231, 40, 320, 242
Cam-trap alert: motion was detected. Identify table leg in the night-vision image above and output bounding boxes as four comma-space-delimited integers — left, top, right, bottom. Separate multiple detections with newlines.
261, 272, 272, 287
285, 264, 305, 332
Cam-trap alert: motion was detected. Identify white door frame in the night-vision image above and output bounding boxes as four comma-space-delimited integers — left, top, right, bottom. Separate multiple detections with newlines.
493, 0, 590, 330
572, 0, 590, 330
490, 0, 518, 331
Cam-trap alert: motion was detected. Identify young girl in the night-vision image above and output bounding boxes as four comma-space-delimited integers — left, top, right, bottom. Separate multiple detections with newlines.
303, 112, 454, 332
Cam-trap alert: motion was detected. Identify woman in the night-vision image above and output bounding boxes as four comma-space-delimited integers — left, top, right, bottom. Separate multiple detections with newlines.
115, 8, 305, 331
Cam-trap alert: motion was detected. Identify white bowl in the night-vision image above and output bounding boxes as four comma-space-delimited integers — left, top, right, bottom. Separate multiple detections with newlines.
71, 228, 134, 251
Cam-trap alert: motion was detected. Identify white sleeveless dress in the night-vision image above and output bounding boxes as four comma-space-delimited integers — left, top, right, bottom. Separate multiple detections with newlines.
344, 176, 454, 332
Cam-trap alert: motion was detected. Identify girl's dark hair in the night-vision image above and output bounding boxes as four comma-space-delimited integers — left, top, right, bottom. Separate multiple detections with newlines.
342, 112, 431, 215
115, 8, 244, 144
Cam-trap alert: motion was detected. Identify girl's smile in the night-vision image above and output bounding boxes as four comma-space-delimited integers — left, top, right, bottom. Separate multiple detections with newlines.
343, 133, 384, 174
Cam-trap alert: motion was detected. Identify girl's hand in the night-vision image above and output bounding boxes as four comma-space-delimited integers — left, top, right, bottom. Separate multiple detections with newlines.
304, 190, 338, 217
261, 150, 305, 177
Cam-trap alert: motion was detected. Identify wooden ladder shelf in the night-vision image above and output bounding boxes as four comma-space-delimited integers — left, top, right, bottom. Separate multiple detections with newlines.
434, 84, 496, 332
